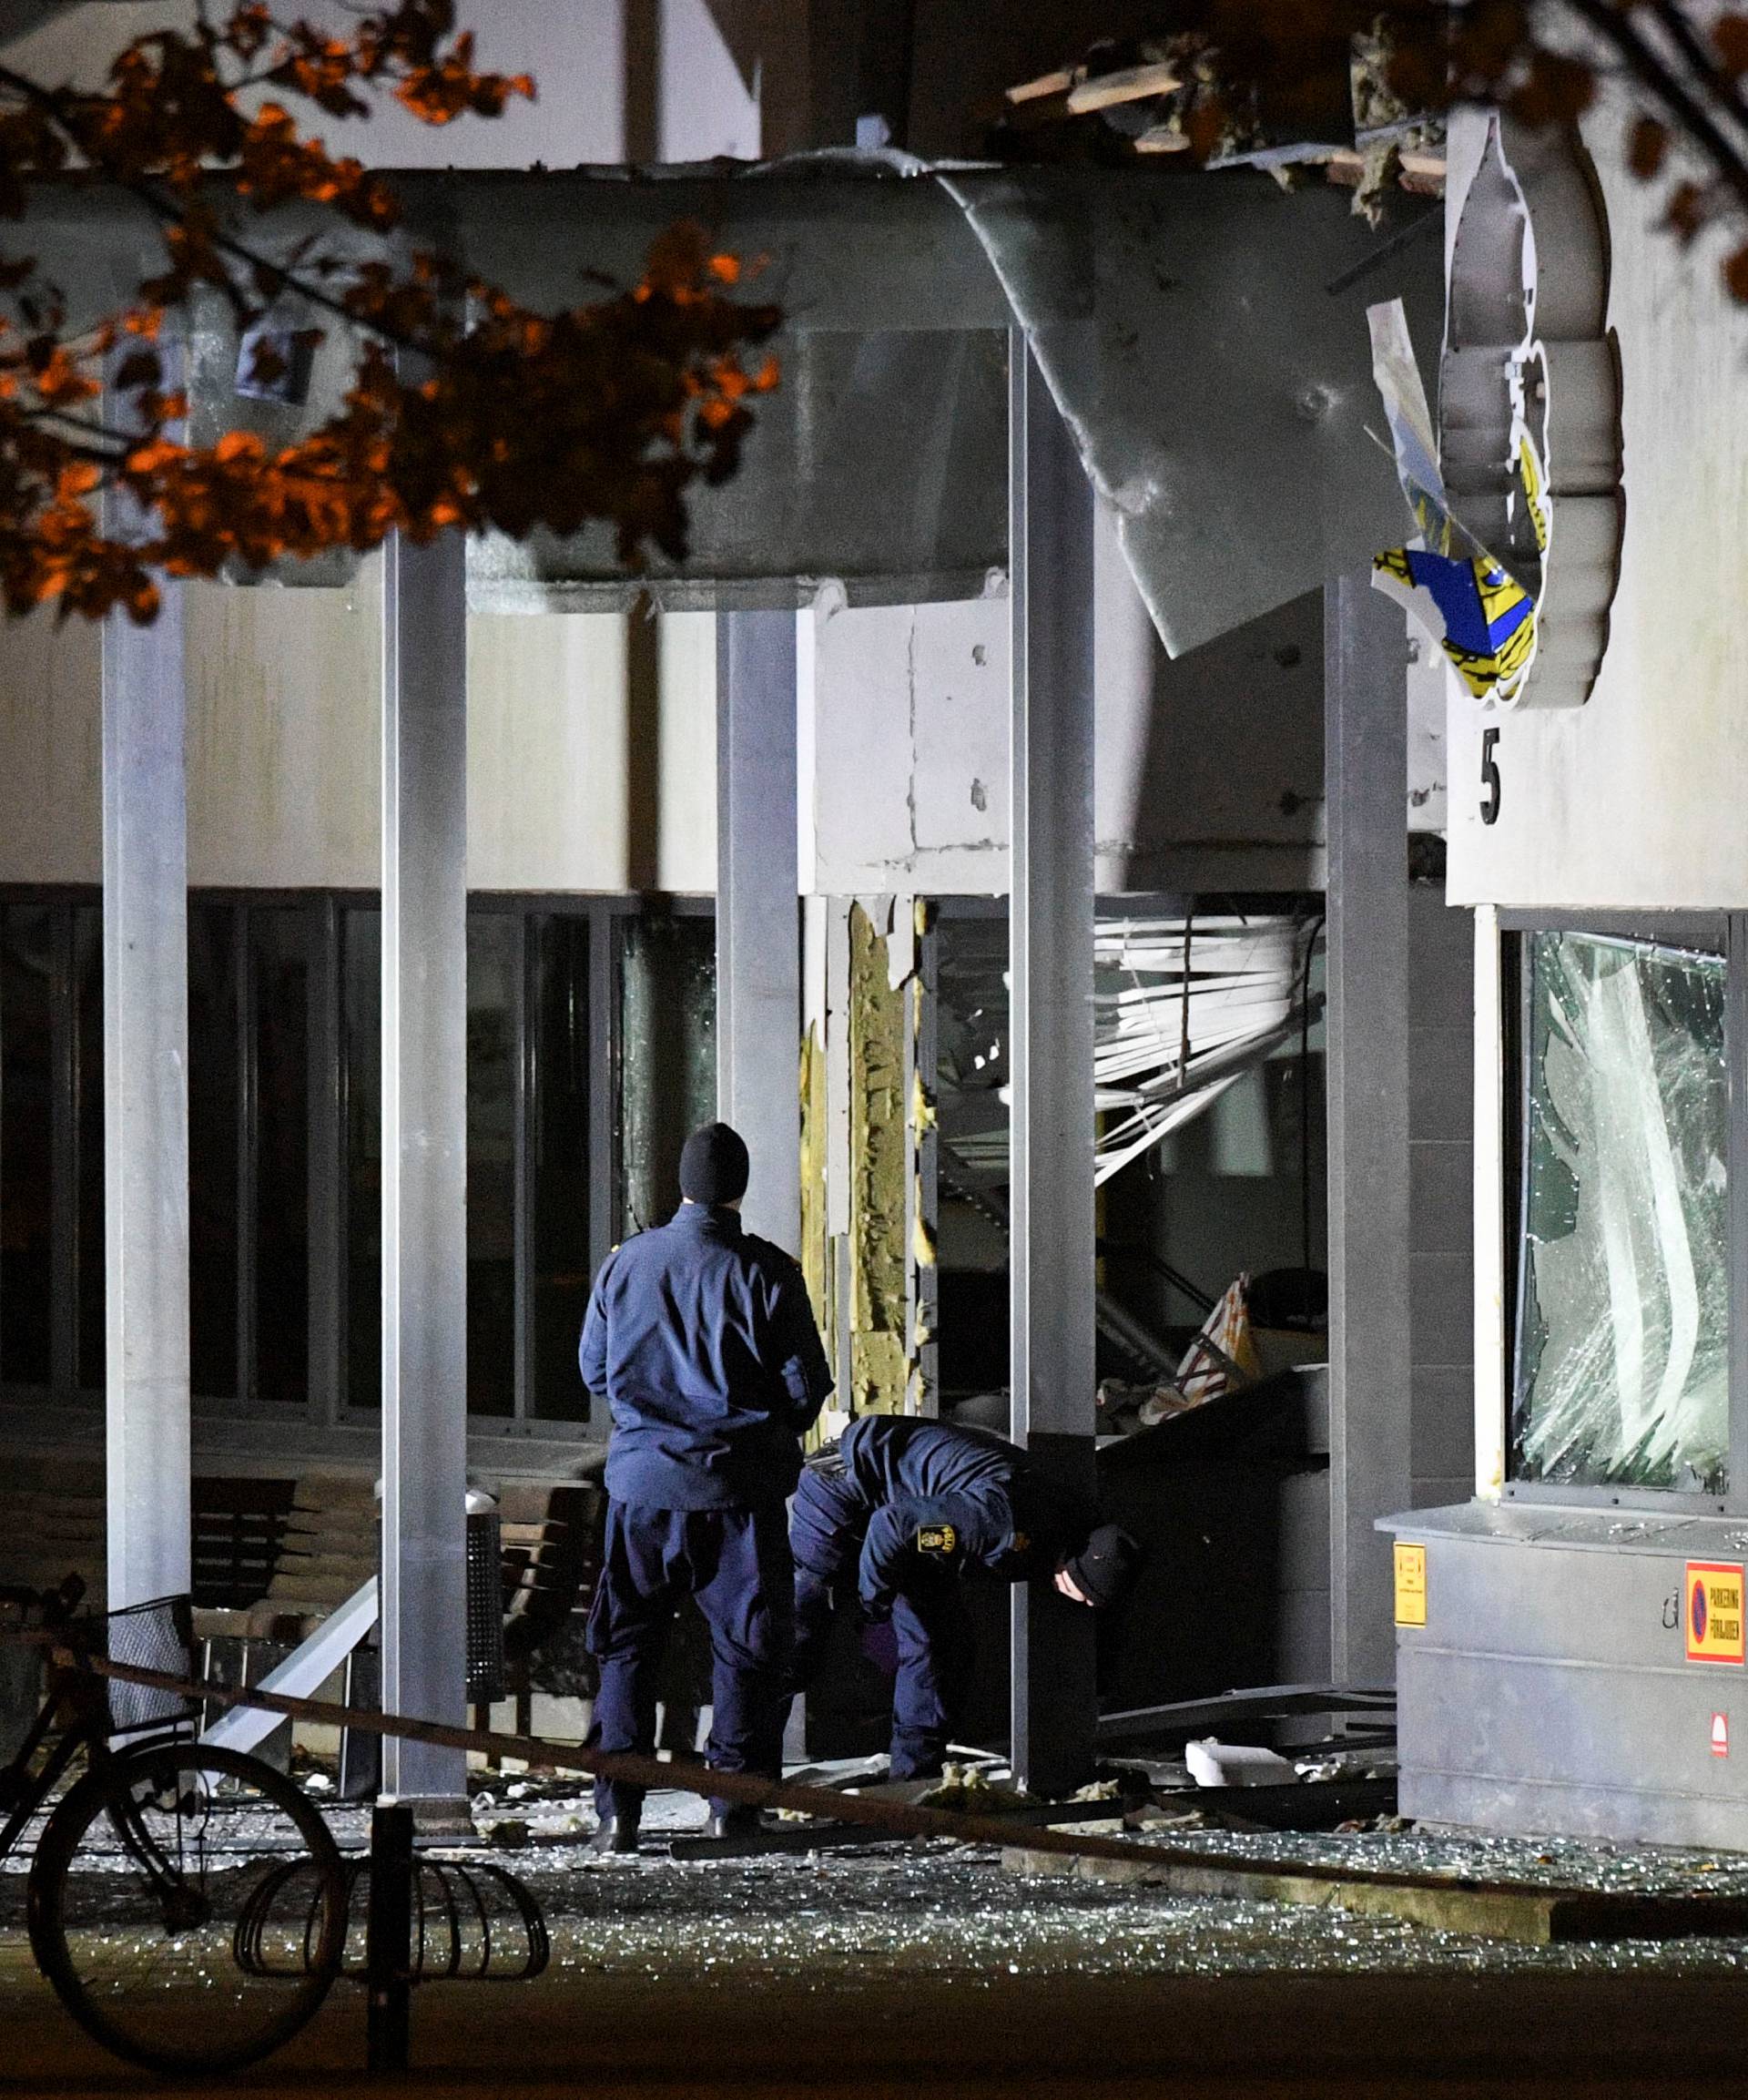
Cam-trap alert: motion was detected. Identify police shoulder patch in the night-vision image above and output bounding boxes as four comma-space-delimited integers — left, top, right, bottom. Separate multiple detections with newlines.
916, 1523, 958, 1557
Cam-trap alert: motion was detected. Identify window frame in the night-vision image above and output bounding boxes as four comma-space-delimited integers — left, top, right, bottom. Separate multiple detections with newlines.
331, 889, 713, 1437
1, 885, 106, 1416
0, 882, 715, 1449
1498, 907, 1747, 1516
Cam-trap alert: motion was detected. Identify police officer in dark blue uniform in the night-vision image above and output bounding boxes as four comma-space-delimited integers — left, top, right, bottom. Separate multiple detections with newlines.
579, 1121, 832, 1852
788, 1414, 1139, 1779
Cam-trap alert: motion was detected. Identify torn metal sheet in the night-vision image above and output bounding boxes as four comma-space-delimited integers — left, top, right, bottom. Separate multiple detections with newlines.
25, 158, 1440, 649
942, 166, 1443, 655
1367, 294, 1538, 703
942, 912, 1313, 1188
468, 324, 1011, 615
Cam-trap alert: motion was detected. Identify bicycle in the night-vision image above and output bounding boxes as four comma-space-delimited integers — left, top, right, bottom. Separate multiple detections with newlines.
0, 1575, 348, 2075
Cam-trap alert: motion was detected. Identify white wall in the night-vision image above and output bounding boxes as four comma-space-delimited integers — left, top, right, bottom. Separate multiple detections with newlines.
468, 608, 716, 892
0, 578, 719, 893
0, 525, 1323, 902
1447, 98, 1748, 909
803, 503, 1326, 897
657, 0, 763, 158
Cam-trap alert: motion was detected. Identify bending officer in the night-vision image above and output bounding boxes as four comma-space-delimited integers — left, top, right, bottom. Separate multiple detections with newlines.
788, 1414, 1140, 1780
579, 1121, 833, 1851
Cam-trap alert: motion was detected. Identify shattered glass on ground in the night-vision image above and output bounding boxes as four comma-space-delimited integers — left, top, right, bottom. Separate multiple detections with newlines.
12, 1778, 1748, 1985
516, 1847, 1748, 1983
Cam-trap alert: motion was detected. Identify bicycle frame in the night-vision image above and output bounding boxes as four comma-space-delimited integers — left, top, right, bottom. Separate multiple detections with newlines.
0, 1688, 88, 1862
4, 1580, 349, 2079
2, 1656, 226, 1945
0, 1579, 189, 1881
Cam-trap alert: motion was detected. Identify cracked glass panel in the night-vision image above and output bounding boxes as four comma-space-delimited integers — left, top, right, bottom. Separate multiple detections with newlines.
1513, 932, 1729, 1493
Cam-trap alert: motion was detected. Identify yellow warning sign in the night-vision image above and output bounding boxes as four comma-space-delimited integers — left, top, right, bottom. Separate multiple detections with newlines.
1394, 1543, 1428, 1628
1686, 1563, 1746, 1665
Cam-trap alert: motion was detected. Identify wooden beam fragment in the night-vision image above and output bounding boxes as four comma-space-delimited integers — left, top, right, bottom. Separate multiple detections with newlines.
1065, 60, 1183, 114
1007, 66, 1080, 105
1001, 1848, 1748, 1948
1133, 125, 1192, 155
1325, 146, 1447, 195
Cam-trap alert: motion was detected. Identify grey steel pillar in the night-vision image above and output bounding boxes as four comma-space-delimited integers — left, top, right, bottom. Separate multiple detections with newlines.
716, 610, 800, 1251
1324, 572, 1412, 1687
1008, 332, 1098, 1796
102, 543, 191, 1610
380, 530, 469, 1807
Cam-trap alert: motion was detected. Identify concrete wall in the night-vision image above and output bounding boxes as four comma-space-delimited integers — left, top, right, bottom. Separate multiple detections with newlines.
0, 524, 1326, 899
0, 499, 1327, 901
805, 505, 1326, 899
1408, 881, 1475, 1513
1448, 95, 1748, 911
0, 580, 720, 894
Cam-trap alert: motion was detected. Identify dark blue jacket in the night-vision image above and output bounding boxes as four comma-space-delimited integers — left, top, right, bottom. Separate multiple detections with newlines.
839, 1416, 1097, 1616
579, 1205, 833, 1511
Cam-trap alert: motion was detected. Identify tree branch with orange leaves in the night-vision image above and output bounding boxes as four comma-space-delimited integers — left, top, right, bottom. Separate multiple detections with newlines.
0, 0, 779, 623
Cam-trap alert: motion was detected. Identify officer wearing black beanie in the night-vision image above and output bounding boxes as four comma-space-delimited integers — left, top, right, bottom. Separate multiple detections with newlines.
579, 1121, 832, 1852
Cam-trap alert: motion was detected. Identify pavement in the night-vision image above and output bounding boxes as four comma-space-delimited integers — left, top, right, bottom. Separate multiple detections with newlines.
6, 1808, 1748, 2099
7, 1955, 1748, 2098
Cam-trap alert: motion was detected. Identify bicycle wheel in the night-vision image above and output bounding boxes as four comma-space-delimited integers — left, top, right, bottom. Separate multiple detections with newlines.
27, 1741, 347, 2075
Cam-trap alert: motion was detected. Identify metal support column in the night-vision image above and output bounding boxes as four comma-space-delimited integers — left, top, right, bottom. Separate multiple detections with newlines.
1324, 571, 1412, 1686
716, 610, 800, 1251
102, 534, 191, 1610
380, 529, 469, 1809
1008, 331, 1097, 1796
307, 896, 343, 1425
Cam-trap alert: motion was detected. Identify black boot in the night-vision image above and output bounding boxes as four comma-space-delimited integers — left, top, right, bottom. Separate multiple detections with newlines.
587, 1815, 640, 1855
704, 1805, 762, 1841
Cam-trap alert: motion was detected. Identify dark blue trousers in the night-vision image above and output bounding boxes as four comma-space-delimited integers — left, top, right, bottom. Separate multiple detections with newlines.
585, 1499, 794, 1822
789, 1460, 973, 1779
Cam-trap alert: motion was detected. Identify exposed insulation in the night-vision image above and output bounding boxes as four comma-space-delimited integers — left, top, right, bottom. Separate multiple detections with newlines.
848, 901, 910, 1413
798, 1022, 830, 1332
906, 904, 940, 1416
798, 1019, 838, 1451
911, 1170, 938, 1274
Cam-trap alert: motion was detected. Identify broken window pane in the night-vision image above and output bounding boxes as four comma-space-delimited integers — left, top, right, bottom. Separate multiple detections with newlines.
1513, 931, 1729, 1493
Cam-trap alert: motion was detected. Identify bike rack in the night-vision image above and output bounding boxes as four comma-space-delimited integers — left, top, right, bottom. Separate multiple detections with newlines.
234, 1803, 549, 2072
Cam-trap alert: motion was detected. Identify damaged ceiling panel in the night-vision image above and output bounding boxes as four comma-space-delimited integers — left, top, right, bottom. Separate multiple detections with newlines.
459, 158, 1441, 640
468, 324, 1011, 613
462, 158, 1441, 637
944, 165, 1444, 656
443, 158, 1016, 335
452, 159, 1019, 613
21, 158, 1441, 647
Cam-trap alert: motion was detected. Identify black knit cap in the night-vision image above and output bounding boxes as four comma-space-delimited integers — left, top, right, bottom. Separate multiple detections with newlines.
1064, 1524, 1142, 1610
679, 1121, 750, 1207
